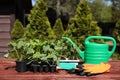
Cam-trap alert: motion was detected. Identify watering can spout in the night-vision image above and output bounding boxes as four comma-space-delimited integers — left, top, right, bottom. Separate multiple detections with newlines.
62, 36, 84, 61
62, 37, 76, 47
79, 51, 84, 60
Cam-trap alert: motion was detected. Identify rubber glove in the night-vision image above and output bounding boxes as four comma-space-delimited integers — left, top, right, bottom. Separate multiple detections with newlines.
83, 62, 111, 74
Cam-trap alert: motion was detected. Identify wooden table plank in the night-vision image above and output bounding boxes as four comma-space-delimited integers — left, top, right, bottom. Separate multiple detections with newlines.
0, 58, 120, 80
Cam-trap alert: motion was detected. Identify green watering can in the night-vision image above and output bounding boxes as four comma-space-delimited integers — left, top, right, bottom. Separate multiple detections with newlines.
62, 36, 116, 64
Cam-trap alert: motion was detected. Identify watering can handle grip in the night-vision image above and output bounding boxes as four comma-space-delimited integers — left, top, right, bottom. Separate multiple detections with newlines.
85, 36, 116, 57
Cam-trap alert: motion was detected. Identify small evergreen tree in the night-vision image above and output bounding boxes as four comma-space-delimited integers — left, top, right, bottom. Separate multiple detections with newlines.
25, 0, 56, 40
11, 19, 24, 40
53, 18, 64, 39
112, 19, 120, 43
63, 0, 101, 48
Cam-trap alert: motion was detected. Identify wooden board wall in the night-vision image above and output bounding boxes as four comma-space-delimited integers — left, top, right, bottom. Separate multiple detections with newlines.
0, 15, 15, 57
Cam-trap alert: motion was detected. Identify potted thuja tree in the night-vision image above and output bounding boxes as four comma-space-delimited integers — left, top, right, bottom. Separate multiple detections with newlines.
4, 38, 30, 72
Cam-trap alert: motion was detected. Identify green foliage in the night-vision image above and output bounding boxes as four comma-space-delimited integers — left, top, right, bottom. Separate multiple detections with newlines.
111, 0, 120, 22
27, 39, 78, 65
89, 0, 112, 22
40, 40, 61, 65
27, 39, 63, 65
45, 0, 80, 16
25, 0, 56, 40
112, 19, 120, 42
111, 52, 120, 60
25, 39, 45, 64
44, 0, 120, 22
53, 18, 64, 39
4, 38, 29, 61
4, 38, 64, 64
41, 39, 78, 60
11, 19, 24, 41
59, 40, 78, 60
63, 0, 101, 49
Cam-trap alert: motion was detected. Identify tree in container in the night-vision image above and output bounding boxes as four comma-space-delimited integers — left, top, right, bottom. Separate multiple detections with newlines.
25, 0, 56, 40
63, 0, 101, 49
11, 19, 25, 41
53, 18, 64, 39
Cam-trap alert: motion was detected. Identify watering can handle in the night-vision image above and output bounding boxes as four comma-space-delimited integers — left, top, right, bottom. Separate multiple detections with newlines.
85, 36, 116, 57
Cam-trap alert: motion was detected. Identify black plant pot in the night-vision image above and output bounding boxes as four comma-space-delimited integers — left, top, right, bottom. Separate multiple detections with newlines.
38, 65, 43, 72
43, 65, 49, 72
31, 64, 39, 72
49, 65, 57, 72
16, 60, 27, 72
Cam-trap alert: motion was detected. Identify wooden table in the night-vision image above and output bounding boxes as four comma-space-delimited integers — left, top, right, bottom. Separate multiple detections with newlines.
0, 58, 120, 80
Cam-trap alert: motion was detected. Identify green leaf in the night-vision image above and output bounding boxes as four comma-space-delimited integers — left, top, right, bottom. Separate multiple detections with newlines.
54, 46, 62, 50
43, 45, 50, 52
27, 48, 34, 54
4, 52, 9, 58
33, 52, 40, 58
17, 41, 24, 49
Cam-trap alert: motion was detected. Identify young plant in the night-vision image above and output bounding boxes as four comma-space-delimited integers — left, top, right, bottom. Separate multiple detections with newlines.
41, 40, 62, 65
26, 39, 44, 64
4, 38, 29, 61
26, 39, 62, 65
